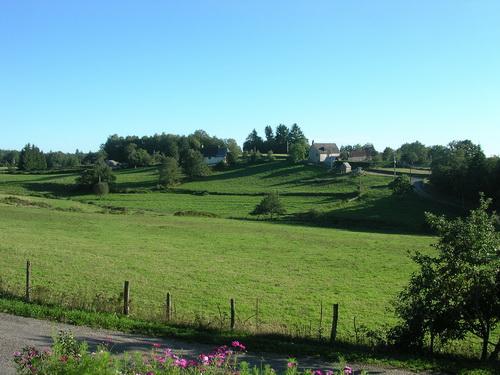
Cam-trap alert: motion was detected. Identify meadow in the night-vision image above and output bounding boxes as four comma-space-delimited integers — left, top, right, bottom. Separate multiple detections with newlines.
0, 200, 433, 338
0, 160, 483, 359
0, 160, 457, 232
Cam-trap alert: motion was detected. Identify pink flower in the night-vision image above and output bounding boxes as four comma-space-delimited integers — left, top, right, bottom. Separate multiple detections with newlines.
313, 370, 323, 375
343, 366, 352, 375
174, 358, 188, 368
231, 341, 246, 350
153, 343, 161, 348
287, 361, 297, 368
326, 371, 334, 375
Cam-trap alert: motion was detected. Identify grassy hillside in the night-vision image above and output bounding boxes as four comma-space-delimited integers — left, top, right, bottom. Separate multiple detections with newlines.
0, 161, 459, 233
0, 202, 433, 340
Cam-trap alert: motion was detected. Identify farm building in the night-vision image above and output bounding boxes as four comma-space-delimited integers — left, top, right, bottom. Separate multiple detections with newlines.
338, 162, 352, 174
348, 149, 372, 162
105, 160, 121, 168
203, 147, 228, 166
308, 142, 340, 164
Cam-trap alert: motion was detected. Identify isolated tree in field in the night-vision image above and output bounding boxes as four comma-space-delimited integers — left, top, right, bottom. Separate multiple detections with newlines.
389, 175, 413, 196
77, 160, 116, 194
19, 144, 47, 171
183, 149, 210, 178
251, 192, 286, 219
392, 196, 500, 360
158, 157, 181, 187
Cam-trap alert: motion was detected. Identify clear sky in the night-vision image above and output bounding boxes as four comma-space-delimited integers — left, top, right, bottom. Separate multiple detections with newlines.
1, 1, 499, 155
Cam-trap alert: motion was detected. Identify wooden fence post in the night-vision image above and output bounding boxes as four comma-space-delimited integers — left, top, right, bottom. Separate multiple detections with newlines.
25, 260, 31, 302
255, 298, 259, 332
230, 298, 235, 331
330, 303, 339, 343
166, 292, 171, 321
123, 281, 130, 315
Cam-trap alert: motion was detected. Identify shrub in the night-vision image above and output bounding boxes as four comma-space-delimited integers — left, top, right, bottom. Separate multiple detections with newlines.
288, 143, 308, 164
251, 192, 286, 219
77, 161, 116, 190
389, 175, 413, 195
249, 150, 262, 163
267, 150, 275, 161
183, 150, 210, 178
391, 196, 500, 360
92, 182, 109, 196
158, 157, 181, 187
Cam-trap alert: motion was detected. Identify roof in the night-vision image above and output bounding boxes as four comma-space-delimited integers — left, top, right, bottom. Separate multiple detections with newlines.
310, 143, 339, 154
202, 147, 228, 158
349, 149, 368, 157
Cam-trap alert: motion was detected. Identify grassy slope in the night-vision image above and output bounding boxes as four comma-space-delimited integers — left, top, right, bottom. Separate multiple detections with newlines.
0, 202, 433, 340
0, 161, 455, 232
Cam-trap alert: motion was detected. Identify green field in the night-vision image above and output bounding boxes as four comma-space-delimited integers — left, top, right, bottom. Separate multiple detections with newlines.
0, 161, 456, 232
0, 161, 477, 353
0, 201, 433, 338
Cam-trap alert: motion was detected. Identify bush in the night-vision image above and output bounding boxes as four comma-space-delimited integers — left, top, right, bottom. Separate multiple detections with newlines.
183, 150, 210, 178
249, 150, 262, 163
251, 192, 286, 219
391, 197, 500, 360
77, 161, 116, 190
288, 143, 308, 163
158, 157, 181, 187
92, 182, 109, 196
389, 175, 413, 195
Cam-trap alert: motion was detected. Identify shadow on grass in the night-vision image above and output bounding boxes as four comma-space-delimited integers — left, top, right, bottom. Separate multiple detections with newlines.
21, 182, 79, 197
243, 193, 463, 236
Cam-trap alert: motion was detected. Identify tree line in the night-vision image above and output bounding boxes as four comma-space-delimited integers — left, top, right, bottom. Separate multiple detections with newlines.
242, 124, 309, 163
0, 145, 102, 171
102, 130, 241, 168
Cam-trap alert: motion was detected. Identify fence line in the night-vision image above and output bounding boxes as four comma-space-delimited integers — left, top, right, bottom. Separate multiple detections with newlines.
7, 260, 342, 340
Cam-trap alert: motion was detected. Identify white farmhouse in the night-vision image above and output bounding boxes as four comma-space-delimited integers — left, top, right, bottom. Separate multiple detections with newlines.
308, 142, 340, 166
202, 147, 228, 166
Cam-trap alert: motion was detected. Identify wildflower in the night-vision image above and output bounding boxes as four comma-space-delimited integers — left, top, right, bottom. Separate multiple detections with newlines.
287, 359, 297, 368
153, 343, 161, 348
343, 367, 352, 375
13, 351, 21, 357
231, 341, 246, 350
174, 358, 188, 368
313, 370, 323, 375
326, 371, 334, 375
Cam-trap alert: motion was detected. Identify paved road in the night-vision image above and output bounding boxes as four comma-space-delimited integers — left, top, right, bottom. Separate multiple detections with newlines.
0, 313, 422, 375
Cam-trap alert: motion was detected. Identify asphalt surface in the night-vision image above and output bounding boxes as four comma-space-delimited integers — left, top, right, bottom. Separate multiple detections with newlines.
0, 313, 422, 375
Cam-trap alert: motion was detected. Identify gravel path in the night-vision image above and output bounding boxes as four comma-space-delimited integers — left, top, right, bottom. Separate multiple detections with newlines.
0, 313, 423, 375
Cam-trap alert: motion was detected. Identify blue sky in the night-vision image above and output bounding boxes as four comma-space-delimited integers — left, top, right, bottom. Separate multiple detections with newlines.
1, 1, 499, 155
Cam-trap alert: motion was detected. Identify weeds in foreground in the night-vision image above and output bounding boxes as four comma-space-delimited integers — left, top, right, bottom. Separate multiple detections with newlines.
13, 331, 358, 375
